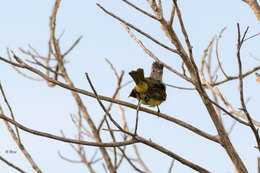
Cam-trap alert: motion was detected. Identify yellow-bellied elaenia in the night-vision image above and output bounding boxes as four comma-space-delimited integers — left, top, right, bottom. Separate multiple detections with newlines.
129, 62, 166, 113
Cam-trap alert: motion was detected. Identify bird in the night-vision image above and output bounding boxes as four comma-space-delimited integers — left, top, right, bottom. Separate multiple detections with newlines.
129, 62, 166, 114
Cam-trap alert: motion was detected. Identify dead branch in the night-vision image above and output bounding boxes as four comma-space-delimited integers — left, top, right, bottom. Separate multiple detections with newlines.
236, 24, 260, 150
0, 113, 137, 147
242, 0, 260, 22
0, 55, 218, 143
85, 73, 211, 173
0, 155, 26, 173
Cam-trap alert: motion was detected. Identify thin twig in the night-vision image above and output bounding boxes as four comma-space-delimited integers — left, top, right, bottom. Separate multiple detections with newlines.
250, 53, 260, 62
166, 84, 195, 90
0, 84, 21, 143
168, 159, 175, 173
121, 22, 192, 83
227, 120, 237, 135
244, 31, 260, 42
86, 73, 210, 172
173, 0, 193, 59
62, 35, 83, 57
137, 136, 210, 172
211, 65, 260, 86
97, 3, 179, 55
60, 131, 96, 172
168, 2, 176, 26
97, 69, 124, 133
0, 155, 26, 173
0, 113, 137, 147
7, 50, 42, 81
117, 147, 145, 173
0, 108, 42, 173
116, 92, 151, 172
236, 23, 260, 151
215, 27, 229, 79
199, 37, 249, 126
58, 151, 82, 163
0, 55, 219, 143
205, 37, 222, 120
121, 0, 159, 21
134, 101, 141, 135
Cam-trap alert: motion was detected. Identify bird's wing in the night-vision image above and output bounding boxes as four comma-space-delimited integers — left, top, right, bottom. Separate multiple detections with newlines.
146, 78, 167, 101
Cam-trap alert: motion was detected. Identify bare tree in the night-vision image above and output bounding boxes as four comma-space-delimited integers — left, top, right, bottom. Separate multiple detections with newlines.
0, 0, 260, 172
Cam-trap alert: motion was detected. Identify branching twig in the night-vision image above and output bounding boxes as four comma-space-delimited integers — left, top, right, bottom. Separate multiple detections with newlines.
97, 3, 179, 55
117, 147, 145, 173
236, 24, 260, 150
0, 109, 42, 173
211, 66, 260, 86
121, 0, 159, 21
0, 113, 137, 147
0, 54, 219, 143
121, 23, 192, 83
0, 84, 21, 143
85, 73, 211, 173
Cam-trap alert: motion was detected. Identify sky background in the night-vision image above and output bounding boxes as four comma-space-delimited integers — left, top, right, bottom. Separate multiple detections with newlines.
0, 0, 260, 172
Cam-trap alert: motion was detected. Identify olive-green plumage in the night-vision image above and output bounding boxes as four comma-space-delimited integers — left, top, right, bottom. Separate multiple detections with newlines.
129, 62, 166, 107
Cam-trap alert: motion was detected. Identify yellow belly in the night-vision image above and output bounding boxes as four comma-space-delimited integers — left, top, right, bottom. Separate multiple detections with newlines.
140, 97, 163, 107
135, 81, 148, 93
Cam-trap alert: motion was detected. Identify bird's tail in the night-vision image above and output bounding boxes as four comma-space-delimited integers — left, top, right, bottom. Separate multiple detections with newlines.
129, 68, 145, 84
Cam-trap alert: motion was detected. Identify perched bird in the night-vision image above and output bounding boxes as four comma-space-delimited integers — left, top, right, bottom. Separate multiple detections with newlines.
129, 62, 166, 113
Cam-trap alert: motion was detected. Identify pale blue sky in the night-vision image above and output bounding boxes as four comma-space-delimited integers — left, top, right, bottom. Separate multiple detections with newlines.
0, 0, 260, 172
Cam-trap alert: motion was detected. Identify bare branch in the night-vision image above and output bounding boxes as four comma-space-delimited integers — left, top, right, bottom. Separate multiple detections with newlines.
0, 109, 42, 173
62, 35, 83, 57
137, 136, 210, 173
0, 55, 219, 143
96, 3, 179, 55
166, 83, 195, 90
85, 73, 211, 173
0, 155, 26, 173
134, 101, 141, 135
236, 24, 260, 150
0, 84, 21, 143
117, 147, 145, 173
0, 113, 137, 147
227, 120, 237, 135
121, 23, 192, 83
250, 53, 260, 62
199, 37, 249, 126
121, 0, 159, 21
7, 49, 42, 81
244, 31, 260, 42
215, 27, 229, 79
168, 159, 175, 173
242, 0, 260, 22
173, 0, 193, 58
168, 2, 176, 26
211, 65, 260, 86
58, 151, 82, 163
